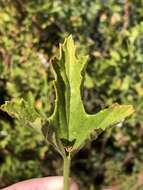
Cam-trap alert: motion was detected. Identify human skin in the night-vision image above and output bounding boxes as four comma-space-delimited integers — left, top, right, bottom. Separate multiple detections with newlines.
1, 176, 79, 190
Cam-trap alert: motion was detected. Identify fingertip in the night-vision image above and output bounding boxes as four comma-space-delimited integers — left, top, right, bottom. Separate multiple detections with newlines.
70, 179, 79, 190
1, 176, 79, 190
44, 177, 79, 190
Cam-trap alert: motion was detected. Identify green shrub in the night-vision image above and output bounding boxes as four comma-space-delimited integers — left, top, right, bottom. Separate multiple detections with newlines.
0, 0, 143, 189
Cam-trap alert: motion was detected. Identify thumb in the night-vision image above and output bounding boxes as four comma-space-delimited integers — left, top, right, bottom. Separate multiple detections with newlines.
2, 176, 79, 190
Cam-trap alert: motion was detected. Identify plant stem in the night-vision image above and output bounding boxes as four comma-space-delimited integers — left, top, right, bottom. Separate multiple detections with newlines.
63, 153, 71, 190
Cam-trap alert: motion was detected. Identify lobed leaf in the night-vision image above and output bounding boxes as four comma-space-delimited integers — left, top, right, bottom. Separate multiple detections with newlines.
0, 36, 135, 155
44, 35, 134, 152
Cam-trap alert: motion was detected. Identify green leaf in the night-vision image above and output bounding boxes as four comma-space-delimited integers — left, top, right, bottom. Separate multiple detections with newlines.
0, 36, 134, 156
0, 99, 42, 132
44, 35, 134, 152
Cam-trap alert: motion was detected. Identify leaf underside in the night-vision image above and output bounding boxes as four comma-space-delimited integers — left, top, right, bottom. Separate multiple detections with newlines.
0, 35, 135, 155
45, 35, 134, 151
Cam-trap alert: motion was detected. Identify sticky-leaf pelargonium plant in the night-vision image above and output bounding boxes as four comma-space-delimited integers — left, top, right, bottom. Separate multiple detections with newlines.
0, 35, 134, 190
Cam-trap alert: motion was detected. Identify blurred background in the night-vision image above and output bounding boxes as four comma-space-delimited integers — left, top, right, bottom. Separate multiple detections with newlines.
0, 0, 143, 189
